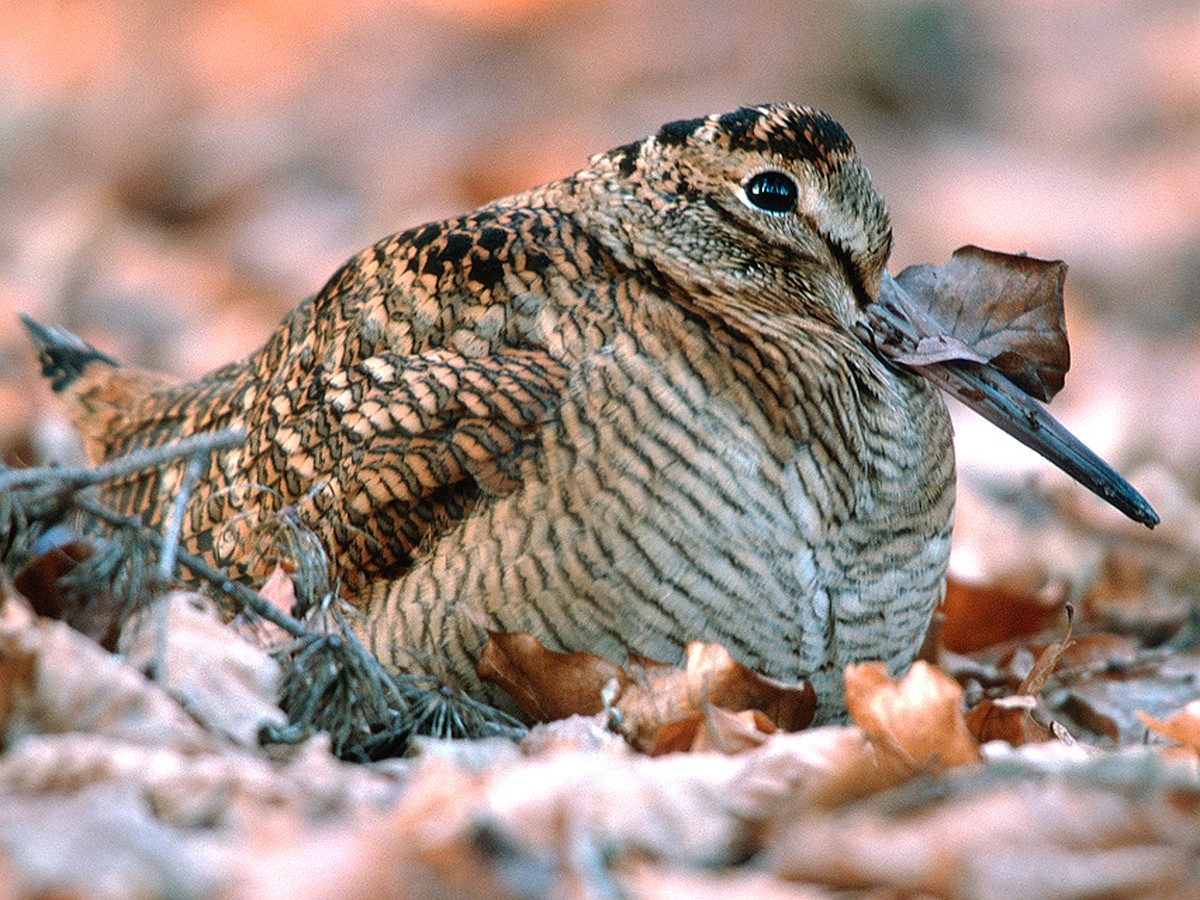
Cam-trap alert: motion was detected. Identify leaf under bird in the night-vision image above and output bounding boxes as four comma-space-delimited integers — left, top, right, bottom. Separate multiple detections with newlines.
22, 103, 1157, 722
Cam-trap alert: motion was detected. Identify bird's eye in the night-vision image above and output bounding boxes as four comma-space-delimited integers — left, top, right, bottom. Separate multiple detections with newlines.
743, 170, 798, 213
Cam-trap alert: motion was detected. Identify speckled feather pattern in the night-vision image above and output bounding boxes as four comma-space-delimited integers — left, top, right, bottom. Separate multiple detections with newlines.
38, 105, 955, 722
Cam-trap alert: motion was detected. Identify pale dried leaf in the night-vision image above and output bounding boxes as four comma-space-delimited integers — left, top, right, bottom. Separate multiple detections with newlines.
231, 563, 300, 651
1139, 701, 1200, 754
0, 780, 218, 898
233, 757, 521, 900
519, 713, 629, 757
0, 587, 214, 752
119, 591, 286, 747
688, 707, 775, 755
617, 861, 828, 899
732, 726, 895, 810
766, 753, 1198, 897
844, 661, 981, 773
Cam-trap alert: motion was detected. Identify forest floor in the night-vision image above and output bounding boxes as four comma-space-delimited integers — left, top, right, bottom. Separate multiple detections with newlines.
2, 2, 1199, 897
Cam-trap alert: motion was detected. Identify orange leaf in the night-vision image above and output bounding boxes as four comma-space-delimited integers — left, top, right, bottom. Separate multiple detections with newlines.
940, 576, 1062, 653
844, 661, 981, 773
476, 632, 815, 754
964, 695, 1052, 747
476, 629, 627, 721
1139, 701, 1200, 755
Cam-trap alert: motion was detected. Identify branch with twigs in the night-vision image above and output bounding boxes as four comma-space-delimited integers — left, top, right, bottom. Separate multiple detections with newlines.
1, 429, 526, 758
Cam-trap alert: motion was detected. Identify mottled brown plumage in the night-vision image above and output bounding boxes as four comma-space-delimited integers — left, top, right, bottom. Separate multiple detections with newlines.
25, 104, 1091, 721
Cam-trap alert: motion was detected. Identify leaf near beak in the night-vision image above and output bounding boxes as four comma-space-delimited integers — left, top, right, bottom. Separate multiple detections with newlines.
867, 245, 1069, 402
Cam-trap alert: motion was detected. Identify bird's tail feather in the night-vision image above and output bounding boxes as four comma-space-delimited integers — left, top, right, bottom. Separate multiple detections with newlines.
20, 314, 119, 393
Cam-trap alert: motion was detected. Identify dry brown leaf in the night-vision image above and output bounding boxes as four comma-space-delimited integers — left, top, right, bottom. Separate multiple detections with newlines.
477, 633, 815, 754
1017, 611, 1075, 697
471, 741, 806, 868
476, 628, 628, 720
880, 245, 1069, 401
0, 628, 36, 734
1139, 701, 1200, 754
617, 642, 815, 755
338, 746, 766, 886
964, 695, 1053, 747
646, 706, 776, 756
963, 613, 1074, 747
940, 575, 1063, 653
844, 661, 981, 773
644, 714, 706, 755
12, 539, 122, 650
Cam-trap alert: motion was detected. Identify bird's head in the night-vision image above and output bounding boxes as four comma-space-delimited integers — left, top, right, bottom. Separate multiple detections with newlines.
588, 103, 891, 334
582, 103, 1159, 529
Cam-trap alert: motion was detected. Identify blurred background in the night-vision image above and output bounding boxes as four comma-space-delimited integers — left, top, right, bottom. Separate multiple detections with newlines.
0, 0, 1197, 599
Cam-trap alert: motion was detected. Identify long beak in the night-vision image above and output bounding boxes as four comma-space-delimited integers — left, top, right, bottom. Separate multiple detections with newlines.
868, 271, 1159, 528
912, 358, 1158, 527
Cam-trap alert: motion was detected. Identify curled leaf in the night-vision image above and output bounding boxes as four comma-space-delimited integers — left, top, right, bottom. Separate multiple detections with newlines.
476, 632, 815, 754
867, 245, 1069, 401
963, 610, 1074, 747
476, 628, 627, 721
617, 642, 816, 755
844, 661, 981, 773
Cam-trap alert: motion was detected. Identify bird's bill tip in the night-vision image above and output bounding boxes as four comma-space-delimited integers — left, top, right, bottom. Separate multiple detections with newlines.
914, 359, 1159, 528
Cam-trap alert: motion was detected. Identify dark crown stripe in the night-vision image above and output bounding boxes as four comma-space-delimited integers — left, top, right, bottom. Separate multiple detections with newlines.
654, 105, 854, 170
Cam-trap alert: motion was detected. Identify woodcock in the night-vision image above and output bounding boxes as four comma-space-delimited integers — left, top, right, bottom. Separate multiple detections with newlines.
24, 104, 1157, 722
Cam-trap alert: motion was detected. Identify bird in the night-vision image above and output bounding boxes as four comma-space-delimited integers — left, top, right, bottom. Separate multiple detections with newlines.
22, 103, 1157, 723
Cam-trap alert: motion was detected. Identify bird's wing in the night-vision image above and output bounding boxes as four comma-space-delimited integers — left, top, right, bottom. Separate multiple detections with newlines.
193, 343, 572, 587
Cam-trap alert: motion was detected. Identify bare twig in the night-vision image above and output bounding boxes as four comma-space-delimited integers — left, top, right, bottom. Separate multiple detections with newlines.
5, 431, 528, 757
74, 494, 308, 638
0, 429, 245, 493
156, 453, 205, 585
149, 451, 207, 681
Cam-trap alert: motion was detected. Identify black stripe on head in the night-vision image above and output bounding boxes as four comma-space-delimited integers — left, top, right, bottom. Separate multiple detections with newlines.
656, 116, 707, 147
715, 106, 854, 170
654, 105, 855, 174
